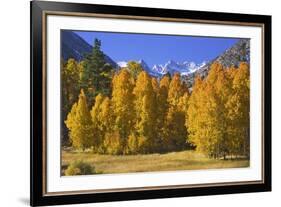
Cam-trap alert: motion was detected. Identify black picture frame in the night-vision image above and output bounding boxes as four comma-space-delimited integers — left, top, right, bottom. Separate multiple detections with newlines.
30, 1, 272, 206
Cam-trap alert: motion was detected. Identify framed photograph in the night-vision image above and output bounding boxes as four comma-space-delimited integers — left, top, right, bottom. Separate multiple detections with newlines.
30, 1, 271, 206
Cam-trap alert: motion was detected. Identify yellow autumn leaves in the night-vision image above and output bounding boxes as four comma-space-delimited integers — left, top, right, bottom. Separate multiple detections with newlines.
187, 62, 250, 158
65, 62, 250, 159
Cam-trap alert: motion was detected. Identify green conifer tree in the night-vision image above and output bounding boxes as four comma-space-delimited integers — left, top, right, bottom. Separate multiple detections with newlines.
81, 39, 113, 104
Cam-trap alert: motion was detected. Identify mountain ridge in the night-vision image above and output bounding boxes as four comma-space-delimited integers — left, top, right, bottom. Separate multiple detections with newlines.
61, 31, 118, 68
62, 31, 250, 83
192, 39, 250, 79
118, 59, 207, 77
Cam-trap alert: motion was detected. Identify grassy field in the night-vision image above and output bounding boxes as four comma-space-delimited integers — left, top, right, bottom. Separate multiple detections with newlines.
62, 150, 249, 175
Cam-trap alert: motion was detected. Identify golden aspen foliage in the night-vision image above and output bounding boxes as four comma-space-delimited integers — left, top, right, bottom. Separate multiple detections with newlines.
127, 134, 149, 154
65, 89, 94, 151
127, 134, 139, 154
160, 75, 170, 88
126, 61, 144, 79
99, 97, 115, 153
91, 94, 116, 153
151, 77, 159, 94
187, 75, 224, 158
227, 62, 250, 157
61, 59, 82, 144
202, 83, 226, 158
133, 71, 158, 153
63, 56, 250, 158
158, 76, 170, 121
187, 64, 227, 158
111, 69, 135, 153
153, 75, 171, 151
103, 131, 122, 155
205, 62, 223, 84
186, 76, 203, 149
90, 94, 104, 152
178, 92, 190, 115
187, 62, 250, 159
211, 64, 233, 158
164, 73, 189, 151
100, 97, 114, 133
168, 73, 187, 106
62, 59, 81, 105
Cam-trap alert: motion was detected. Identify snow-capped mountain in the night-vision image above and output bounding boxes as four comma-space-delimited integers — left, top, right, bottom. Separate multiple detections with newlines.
117, 59, 206, 77
138, 59, 152, 73
117, 59, 150, 70
152, 60, 207, 76
117, 60, 160, 76
117, 61, 128, 68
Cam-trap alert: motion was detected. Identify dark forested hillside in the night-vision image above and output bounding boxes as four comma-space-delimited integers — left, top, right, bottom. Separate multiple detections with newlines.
61, 30, 118, 68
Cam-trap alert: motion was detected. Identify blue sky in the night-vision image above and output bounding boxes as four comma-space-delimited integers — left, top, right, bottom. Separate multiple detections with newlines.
75, 30, 240, 67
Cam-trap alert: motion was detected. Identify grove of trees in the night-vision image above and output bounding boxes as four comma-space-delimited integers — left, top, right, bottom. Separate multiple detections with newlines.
62, 39, 250, 159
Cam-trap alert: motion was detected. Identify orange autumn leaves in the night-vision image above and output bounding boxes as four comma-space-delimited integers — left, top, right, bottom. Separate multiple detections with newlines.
65, 62, 250, 159
187, 62, 250, 158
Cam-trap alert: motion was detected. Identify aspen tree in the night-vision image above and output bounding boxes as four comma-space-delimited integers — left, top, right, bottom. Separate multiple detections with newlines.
111, 69, 135, 153
165, 73, 188, 151
90, 94, 104, 151
133, 71, 157, 153
65, 89, 94, 150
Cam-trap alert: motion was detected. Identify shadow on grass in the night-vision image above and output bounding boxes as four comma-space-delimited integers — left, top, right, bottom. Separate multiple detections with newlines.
221, 157, 249, 161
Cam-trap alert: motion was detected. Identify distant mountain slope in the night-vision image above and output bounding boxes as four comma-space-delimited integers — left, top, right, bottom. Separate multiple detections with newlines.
194, 39, 250, 78
61, 30, 118, 68
61, 30, 92, 61
180, 39, 250, 87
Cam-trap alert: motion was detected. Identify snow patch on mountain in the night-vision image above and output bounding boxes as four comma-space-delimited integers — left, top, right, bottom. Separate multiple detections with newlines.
152, 60, 207, 76
117, 59, 207, 77
117, 61, 128, 68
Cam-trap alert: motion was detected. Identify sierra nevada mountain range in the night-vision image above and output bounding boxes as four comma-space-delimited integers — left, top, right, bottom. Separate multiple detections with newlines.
61, 31, 250, 83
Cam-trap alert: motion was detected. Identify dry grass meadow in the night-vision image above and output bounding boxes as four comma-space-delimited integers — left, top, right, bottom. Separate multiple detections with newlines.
61, 150, 249, 175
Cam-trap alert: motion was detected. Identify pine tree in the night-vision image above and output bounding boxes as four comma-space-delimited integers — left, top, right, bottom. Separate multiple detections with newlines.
81, 39, 113, 104
65, 89, 94, 150
111, 69, 135, 153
